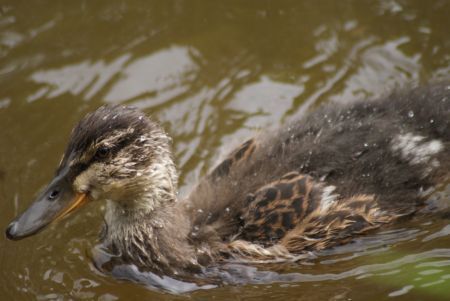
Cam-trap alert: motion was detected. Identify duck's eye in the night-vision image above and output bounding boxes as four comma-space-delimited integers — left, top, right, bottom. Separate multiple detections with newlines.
96, 146, 110, 158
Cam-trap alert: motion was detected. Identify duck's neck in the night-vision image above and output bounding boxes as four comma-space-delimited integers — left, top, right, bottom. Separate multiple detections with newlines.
103, 197, 201, 274
101, 167, 205, 275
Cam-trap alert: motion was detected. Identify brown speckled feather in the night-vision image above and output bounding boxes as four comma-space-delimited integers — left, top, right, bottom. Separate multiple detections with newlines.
222, 193, 396, 263
239, 173, 322, 244
221, 172, 398, 262
279, 194, 393, 252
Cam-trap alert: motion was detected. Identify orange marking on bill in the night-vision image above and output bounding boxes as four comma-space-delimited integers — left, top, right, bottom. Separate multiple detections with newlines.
56, 193, 87, 221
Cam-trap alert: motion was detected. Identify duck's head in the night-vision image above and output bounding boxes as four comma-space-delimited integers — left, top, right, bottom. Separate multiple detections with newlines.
6, 105, 178, 240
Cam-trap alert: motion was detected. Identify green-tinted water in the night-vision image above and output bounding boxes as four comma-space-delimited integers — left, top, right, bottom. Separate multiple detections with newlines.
1, 0, 449, 300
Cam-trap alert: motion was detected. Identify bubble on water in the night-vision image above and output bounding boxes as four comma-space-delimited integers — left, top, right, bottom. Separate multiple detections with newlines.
408, 110, 414, 118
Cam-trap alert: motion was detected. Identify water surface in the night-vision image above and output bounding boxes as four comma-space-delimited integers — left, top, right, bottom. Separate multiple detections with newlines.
1, 0, 450, 300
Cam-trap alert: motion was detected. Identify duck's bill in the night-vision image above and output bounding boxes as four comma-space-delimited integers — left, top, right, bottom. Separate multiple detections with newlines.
5, 170, 88, 240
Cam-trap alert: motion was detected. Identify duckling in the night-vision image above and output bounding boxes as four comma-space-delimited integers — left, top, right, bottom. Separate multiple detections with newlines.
5, 83, 450, 281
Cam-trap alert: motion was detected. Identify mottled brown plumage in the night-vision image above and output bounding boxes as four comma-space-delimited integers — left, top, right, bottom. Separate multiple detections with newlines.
240, 173, 323, 243
6, 83, 450, 287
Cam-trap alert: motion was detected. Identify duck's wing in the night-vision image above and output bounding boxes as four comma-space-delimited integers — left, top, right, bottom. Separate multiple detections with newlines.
228, 171, 396, 261
239, 172, 323, 244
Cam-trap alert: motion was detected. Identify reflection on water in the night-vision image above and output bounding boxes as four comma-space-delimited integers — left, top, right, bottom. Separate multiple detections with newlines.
230, 76, 304, 125
336, 37, 421, 103
29, 55, 131, 102
105, 46, 196, 106
1, 0, 449, 300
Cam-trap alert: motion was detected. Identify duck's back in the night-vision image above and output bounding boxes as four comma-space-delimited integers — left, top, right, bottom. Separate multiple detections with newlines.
186, 83, 450, 255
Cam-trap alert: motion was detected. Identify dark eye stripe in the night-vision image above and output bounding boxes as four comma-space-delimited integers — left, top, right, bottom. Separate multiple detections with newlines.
62, 131, 140, 181
90, 133, 138, 165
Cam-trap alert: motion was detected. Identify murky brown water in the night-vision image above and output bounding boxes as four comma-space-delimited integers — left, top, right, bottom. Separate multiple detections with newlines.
1, 0, 450, 300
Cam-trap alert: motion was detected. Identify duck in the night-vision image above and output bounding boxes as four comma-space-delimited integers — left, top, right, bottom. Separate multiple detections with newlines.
5, 83, 450, 284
